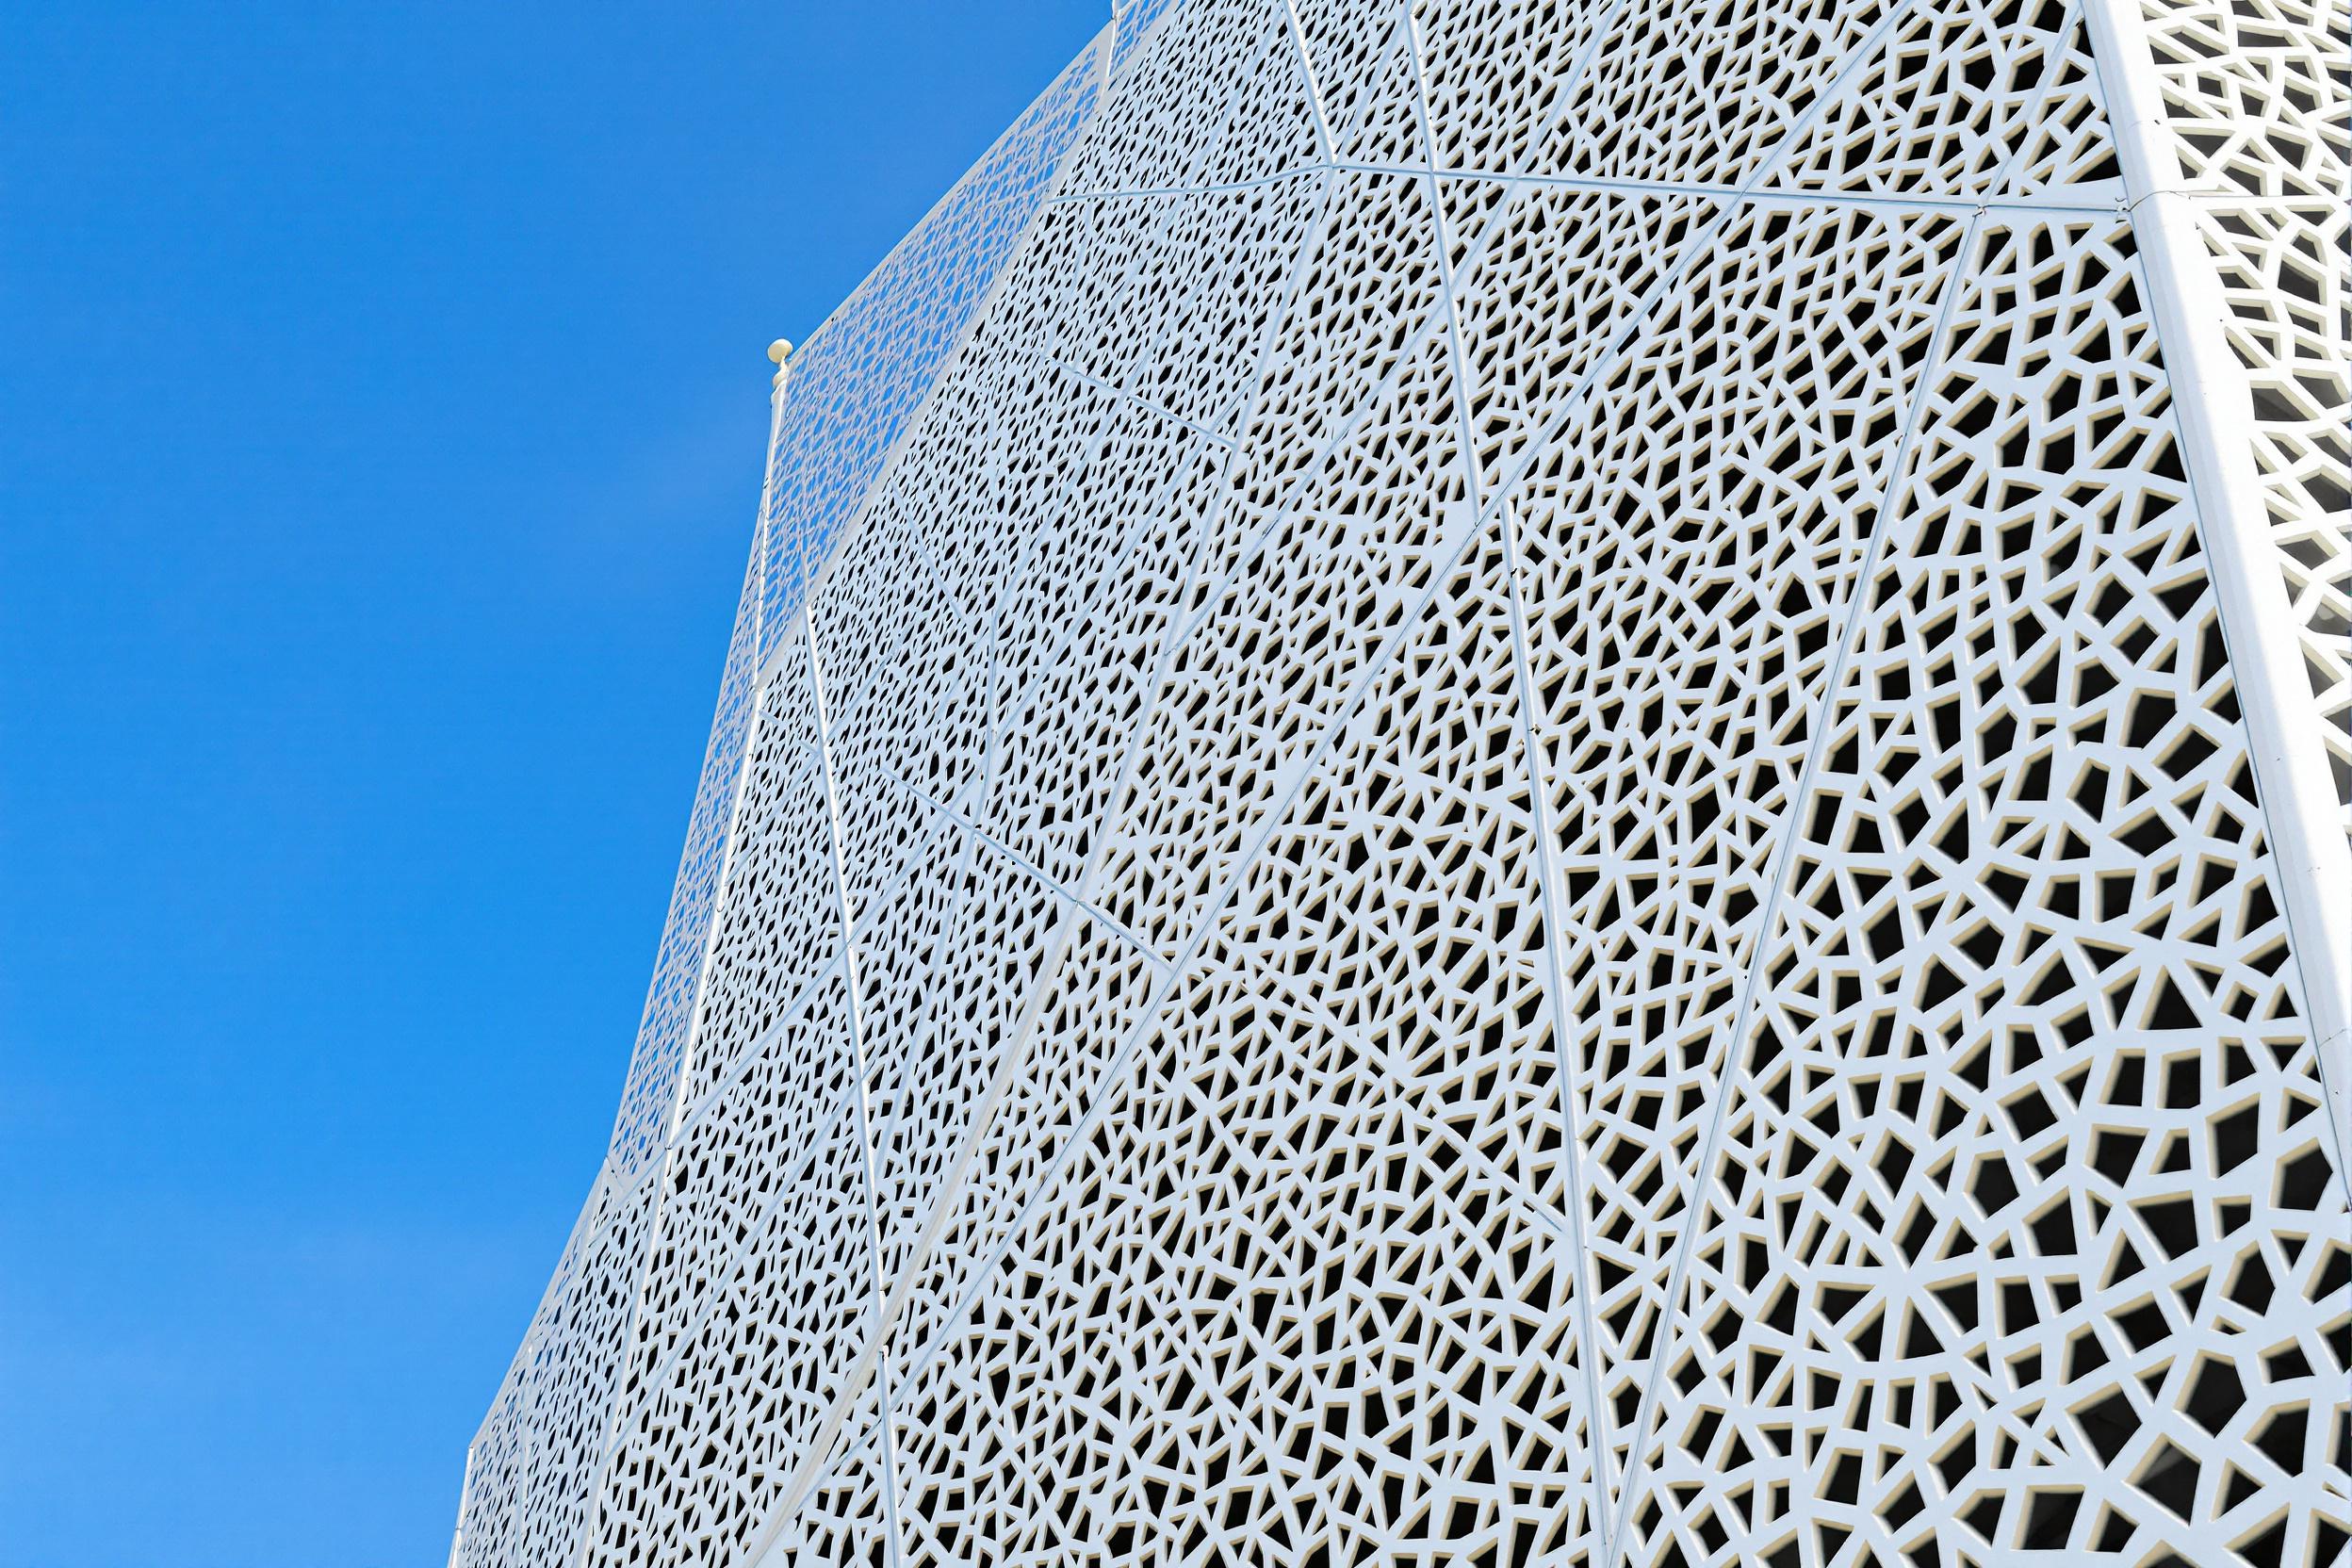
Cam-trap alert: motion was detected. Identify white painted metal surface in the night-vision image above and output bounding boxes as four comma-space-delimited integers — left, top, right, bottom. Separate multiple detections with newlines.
454, 3, 2351, 1564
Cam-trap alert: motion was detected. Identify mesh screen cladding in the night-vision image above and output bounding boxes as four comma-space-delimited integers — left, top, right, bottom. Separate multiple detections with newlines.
452, 2, 2350, 1564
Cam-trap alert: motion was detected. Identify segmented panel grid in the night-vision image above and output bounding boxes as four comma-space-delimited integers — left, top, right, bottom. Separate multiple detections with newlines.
454, 4, 2351, 1566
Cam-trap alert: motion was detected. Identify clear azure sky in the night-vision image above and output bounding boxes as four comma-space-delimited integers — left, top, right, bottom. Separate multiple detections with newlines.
0, 5, 1102, 1561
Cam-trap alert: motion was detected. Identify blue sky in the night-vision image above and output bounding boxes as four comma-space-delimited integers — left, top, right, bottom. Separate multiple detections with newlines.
0, 4, 1102, 1561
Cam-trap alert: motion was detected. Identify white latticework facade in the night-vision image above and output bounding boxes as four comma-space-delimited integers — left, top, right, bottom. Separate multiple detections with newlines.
450, 1, 2350, 1563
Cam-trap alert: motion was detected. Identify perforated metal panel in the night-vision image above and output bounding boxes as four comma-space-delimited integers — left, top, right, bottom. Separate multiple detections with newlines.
453, 4, 2350, 1565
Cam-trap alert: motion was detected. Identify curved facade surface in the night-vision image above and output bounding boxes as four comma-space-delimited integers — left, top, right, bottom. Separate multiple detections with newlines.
452, 2, 2350, 1564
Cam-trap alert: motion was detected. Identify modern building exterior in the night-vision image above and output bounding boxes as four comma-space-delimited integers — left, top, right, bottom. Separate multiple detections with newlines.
451, 0, 2350, 1563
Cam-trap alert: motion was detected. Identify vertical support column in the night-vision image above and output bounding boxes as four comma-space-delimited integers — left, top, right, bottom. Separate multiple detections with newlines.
445, 1442, 477, 1568
662, 337, 795, 1138
756, 337, 792, 682
560, 337, 805, 1568
2082, 0, 2352, 1156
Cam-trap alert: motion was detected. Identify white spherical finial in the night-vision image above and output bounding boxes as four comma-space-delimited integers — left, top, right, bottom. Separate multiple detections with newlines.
767, 338, 793, 366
